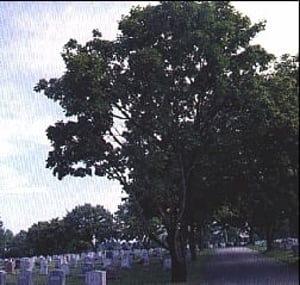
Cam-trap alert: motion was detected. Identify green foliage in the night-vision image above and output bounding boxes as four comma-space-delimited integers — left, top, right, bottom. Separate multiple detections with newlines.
26, 218, 68, 256
6, 230, 29, 258
33, 1, 298, 281
64, 203, 114, 251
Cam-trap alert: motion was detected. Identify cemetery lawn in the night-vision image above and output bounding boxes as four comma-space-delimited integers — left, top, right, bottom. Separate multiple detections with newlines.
4, 249, 212, 285
247, 245, 299, 269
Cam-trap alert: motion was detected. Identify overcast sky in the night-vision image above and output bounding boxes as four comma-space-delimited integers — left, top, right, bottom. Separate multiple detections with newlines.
0, 1, 298, 234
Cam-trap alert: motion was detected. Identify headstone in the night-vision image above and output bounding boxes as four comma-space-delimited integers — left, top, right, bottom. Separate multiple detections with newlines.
60, 263, 69, 276
85, 271, 106, 285
40, 259, 48, 275
185, 249, 192, 262
48, 270, 65, 285
69, 257, 77, 269
83, 256, 93, 264
120, 253, 131, 269
105, 251, 113, 259
21, 258, 33, 271
105, 264, 119, 280
81, 263, 94, 277
163, 256, 172, 270
101, 258, 112, 269
17, 270, 33, 285
0, 271, 6, 285
5, 261, 14, 274
142, 251, 149, 266
292, 245, 299, 256
53, 259, 61, 269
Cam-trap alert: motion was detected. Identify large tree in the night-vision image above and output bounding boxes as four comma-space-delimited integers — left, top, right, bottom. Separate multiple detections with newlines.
35, 1, 274, 282
235, 54, 299, 249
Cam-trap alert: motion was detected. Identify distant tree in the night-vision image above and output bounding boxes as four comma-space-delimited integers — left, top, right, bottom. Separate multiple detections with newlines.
8, 230, 29, 258
26, 218, 68, 256
63, 203, 114, 252
114, 199, 165, 248
0, 219, 14, 258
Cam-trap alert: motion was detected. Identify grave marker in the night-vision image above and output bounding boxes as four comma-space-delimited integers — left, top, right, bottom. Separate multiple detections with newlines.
163, 256, 172, 270
40, 259, 48, 275
4, 261, 14, 274
17, 270, 33, 285
48, 270, 65, 285
85, 271, 106, 285
80, 263, 94, 277
60, 263, 69, 276
0, 271, 6, 285
120, 253, 131, 269
142, 251, 150, 266
21, 258, 33, 271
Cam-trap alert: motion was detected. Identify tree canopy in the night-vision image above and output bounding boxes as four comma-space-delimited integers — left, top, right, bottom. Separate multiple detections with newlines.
34, 1, 298, 282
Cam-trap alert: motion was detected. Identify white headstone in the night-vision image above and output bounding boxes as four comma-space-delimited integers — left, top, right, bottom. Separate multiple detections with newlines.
85, 271, 106, 285
0, 271, 6, 285
53, 258, 61, 269
81, 262, 94, 276
4, 261, 14, 274
48, 270, 65, 285
142, 251, 150, 266
121, 254, 131, 269
40, 259, 48, 275
21, 258, 33, 272
60, 263, 70, 276
185, 249, 192, 262
17, 270, 33, 285
163, 257, 172, 270
69, 257, 77, 269
102, 258, 112, 269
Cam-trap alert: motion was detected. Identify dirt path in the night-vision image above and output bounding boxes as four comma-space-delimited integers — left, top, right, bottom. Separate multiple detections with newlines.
200, 247, 298, 285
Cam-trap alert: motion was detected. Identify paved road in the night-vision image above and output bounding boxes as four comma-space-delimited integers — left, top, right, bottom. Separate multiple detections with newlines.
201, 247, 299, 285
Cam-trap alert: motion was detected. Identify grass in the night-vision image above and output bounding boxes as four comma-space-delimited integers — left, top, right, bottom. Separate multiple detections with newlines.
4, 250, 212, 285
247, 244, 299, 270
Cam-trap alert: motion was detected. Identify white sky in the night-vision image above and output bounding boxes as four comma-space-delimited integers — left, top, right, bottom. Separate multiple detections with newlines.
0, 1, 299, 234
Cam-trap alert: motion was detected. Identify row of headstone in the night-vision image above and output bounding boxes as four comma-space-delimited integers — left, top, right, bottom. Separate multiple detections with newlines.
3, 257, 35, 274
0, 269, 106, 285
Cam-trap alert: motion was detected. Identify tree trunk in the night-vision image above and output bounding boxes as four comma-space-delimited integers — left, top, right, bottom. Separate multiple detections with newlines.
223, 228, 228, 244
188, 224, 197, 261
249, 224, 254, 245
168, 228, 188, 283
266, 225, 273, 251
198, 225, 204, 251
